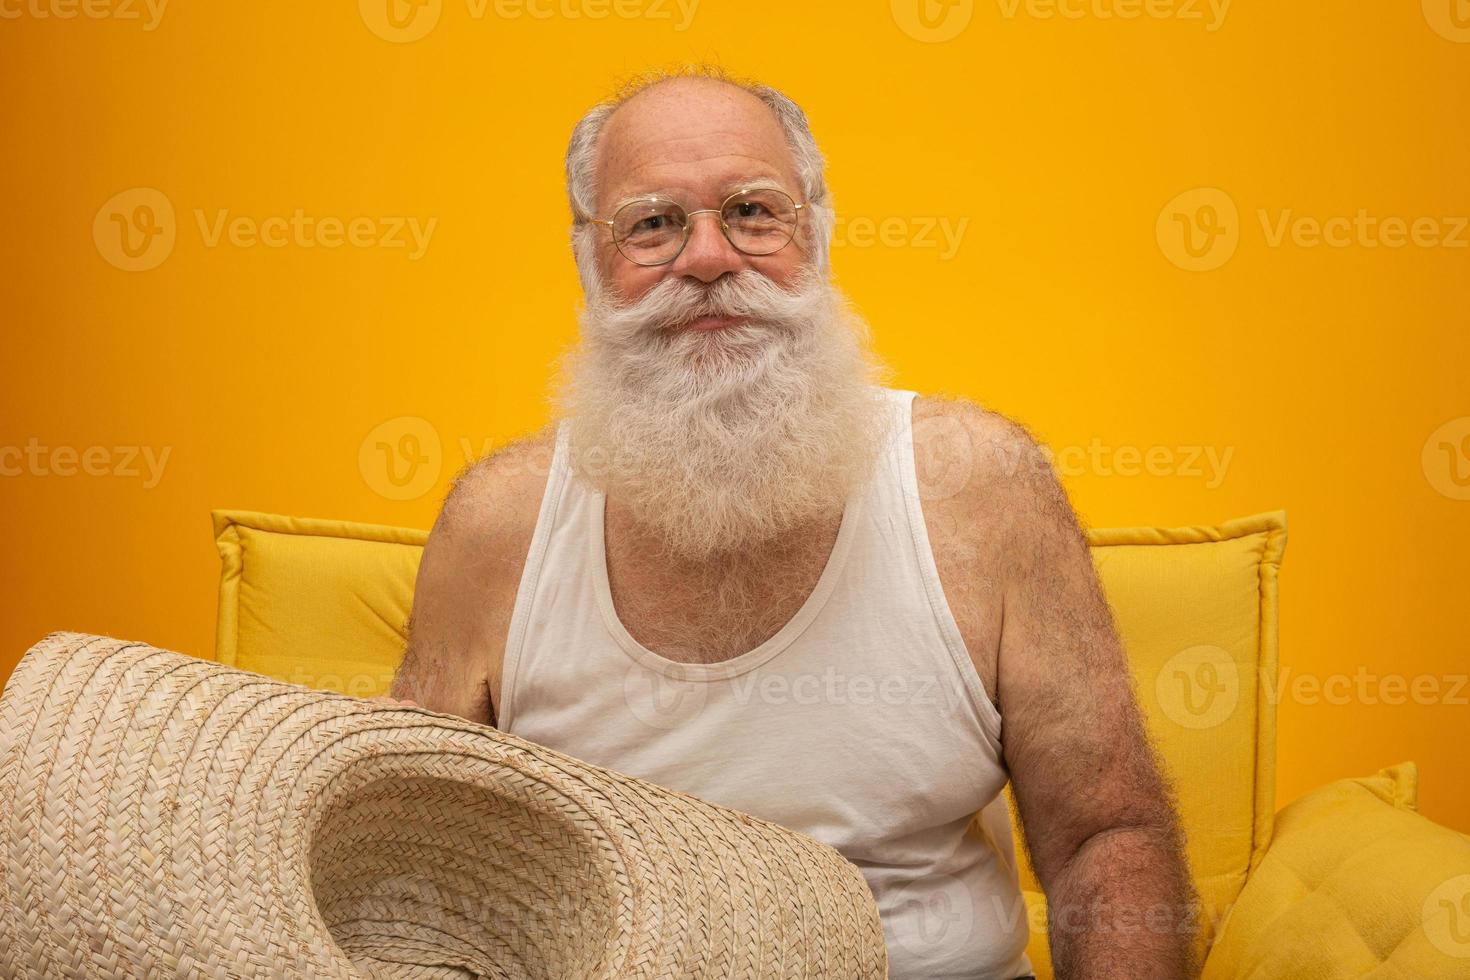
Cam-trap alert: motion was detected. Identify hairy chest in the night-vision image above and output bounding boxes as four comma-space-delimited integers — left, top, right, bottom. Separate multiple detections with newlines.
484, 421, 1008, 719
600, 491, 1004, 707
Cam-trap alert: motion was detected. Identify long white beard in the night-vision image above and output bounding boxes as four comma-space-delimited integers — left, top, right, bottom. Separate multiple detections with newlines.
553, 265, 894, 563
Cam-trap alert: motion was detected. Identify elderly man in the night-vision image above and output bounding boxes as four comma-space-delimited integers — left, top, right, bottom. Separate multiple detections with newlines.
385, 66, 1197, 979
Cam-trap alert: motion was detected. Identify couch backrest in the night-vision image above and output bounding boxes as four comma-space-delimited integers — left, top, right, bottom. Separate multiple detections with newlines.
212, 507, 1285, 970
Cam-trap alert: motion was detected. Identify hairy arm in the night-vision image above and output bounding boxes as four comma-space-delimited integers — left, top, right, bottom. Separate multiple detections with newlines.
988, 420, 1199, 978
386, 431, 554, 724
386, 465, 500, 725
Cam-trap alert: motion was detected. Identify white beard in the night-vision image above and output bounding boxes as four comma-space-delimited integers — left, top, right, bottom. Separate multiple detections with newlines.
553, 264, 895, 564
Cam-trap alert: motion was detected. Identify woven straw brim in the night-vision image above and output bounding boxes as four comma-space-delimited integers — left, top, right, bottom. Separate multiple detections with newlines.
0, 632, 887, 978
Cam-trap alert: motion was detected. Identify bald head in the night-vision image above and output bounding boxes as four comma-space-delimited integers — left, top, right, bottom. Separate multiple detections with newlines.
593, 78, 803, 226
564, 67, 832, 297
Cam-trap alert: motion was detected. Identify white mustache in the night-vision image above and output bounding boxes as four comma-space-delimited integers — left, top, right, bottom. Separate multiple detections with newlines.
597, 267, 824, 336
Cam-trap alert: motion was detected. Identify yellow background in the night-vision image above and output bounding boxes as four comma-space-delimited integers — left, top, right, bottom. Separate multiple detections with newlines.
2, 0, 1467, 830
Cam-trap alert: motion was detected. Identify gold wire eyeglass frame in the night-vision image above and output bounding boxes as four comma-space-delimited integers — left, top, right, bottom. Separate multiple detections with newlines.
587, 187, 808, 266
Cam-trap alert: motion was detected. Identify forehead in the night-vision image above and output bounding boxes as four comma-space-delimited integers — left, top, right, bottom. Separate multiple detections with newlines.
595, 79, 800, 209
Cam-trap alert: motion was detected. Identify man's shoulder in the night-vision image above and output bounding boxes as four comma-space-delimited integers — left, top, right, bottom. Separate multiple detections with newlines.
909, 392, 1056, 509
434, 422, 559, 547
418, 421, 560, 609
908, 390, 1087, 581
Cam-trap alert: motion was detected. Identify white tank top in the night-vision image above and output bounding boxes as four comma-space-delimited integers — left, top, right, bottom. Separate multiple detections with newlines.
499, 386, 1034, 980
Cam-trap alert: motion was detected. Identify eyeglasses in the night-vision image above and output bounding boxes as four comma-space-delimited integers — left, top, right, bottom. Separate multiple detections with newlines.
588, 187, 807, 266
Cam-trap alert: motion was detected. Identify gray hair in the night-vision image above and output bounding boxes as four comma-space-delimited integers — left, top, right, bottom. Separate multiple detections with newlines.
564, 64, 834, 293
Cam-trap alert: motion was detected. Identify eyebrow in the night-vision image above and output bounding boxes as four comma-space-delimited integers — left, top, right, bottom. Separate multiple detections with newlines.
605, 176, 791, 215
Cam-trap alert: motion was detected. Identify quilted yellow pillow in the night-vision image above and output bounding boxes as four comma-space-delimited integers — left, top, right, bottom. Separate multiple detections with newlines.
1201, 762, 1470, 978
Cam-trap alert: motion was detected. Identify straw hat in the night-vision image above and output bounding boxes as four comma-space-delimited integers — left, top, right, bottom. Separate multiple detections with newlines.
0, 632, 887, 978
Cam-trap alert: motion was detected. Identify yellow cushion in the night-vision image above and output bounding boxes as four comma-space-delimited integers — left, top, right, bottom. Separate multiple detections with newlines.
1003, 511, 1286, 977
1201, 762, 1470, 978
213, 506, 1286, 973
212, 510, 426, 697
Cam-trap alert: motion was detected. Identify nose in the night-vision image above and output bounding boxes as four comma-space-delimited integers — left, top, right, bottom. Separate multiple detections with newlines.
665, 209, 745, 283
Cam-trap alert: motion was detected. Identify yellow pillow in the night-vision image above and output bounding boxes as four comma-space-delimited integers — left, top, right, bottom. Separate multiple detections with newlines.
1201, 762, 1470, 978
212, 510, 426, 697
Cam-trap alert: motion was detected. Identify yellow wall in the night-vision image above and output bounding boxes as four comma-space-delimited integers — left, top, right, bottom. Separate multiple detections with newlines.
2, 1, 1466, 830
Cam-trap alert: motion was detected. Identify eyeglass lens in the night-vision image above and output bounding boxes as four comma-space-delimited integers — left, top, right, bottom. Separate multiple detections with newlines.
611, 189, 799, 265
